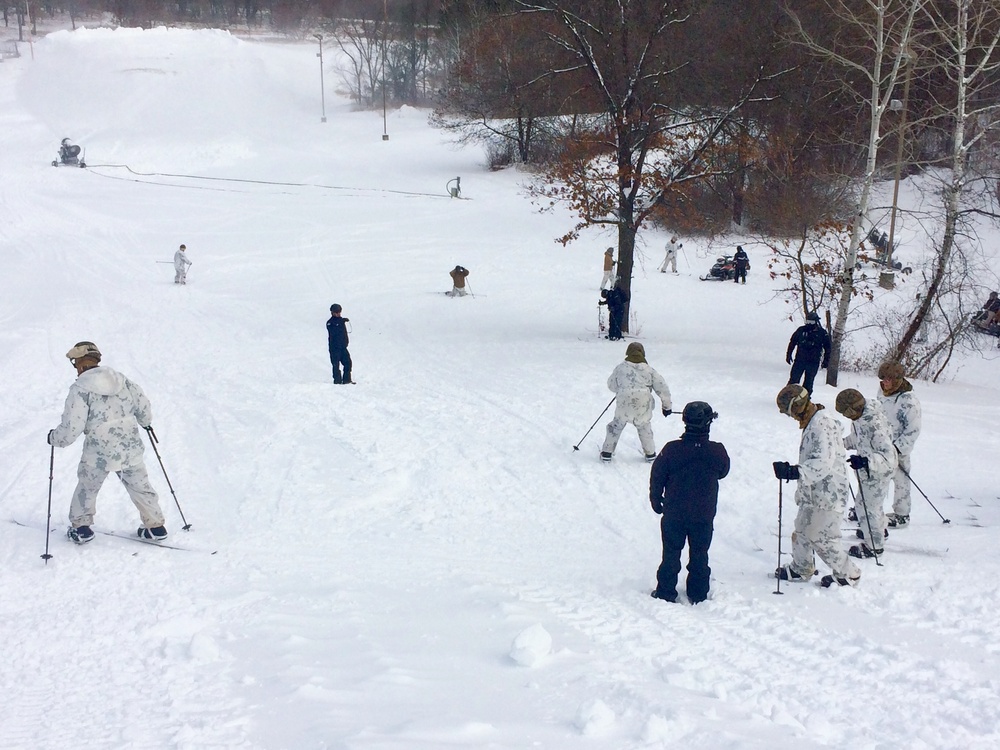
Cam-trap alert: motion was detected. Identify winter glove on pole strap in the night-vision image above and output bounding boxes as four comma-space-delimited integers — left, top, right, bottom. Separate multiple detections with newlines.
848, 455, 869, 471
650, 498, 664, 515
662, 408, 672, 417
46, 429, 54, 445
772, 461, 800, 481
786, 355, 792, 365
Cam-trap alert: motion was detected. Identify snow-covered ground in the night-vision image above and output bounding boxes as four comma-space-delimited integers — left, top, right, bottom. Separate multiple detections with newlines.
2, 26, 999, 750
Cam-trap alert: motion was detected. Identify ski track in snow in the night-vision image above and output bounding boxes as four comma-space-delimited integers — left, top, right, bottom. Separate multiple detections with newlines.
2, 24, 1000, 750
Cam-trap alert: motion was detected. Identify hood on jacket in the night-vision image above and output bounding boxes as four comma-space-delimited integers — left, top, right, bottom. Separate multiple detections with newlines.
625, 342, 646, 363
75, 366, 125, 396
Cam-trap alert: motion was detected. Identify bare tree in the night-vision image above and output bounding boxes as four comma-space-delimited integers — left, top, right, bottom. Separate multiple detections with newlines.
890, 0, 1000, 373
518, 0, 784, 332
785, 0, 926, 385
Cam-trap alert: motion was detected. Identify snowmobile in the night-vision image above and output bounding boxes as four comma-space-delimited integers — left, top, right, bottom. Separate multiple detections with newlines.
971, 309, 1000, 338
52, 138, 86, 168
700, 255, 735, 281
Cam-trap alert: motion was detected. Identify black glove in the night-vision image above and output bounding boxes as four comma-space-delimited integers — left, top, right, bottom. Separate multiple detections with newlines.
772, 461, 800, 481
848, 454, 869, 471
786, 355, 792, 365
47, 429, 55, 446
650, 498, 664, 515
822, 360, 830, 369
662, 408, 672, 417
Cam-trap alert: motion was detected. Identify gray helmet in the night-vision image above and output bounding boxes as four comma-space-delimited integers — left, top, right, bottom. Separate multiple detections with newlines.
682, 401, 718, 430
66, 341, 101, 363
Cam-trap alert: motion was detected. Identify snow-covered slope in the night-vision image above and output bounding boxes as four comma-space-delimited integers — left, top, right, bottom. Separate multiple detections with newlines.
1, 27, 998, 749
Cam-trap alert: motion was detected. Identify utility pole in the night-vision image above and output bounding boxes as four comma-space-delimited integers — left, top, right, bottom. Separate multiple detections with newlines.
314, 33, 326, 123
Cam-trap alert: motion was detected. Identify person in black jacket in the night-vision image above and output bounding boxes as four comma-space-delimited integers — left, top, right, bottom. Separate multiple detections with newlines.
648, 402, 730, 604
599, 282, 629, 341
785, 311, 831, 395
326, 304, 353, 384
733, 246, 750, 284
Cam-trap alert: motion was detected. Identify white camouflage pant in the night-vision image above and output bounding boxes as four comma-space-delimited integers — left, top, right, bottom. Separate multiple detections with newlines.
601, 416, 655, 455
69, 461, 165, 529
659, 254, 677, 273
791, 504, 860, 580
855, 472, 889, 549
891, 454, 912, 517
600, 271, 615, 289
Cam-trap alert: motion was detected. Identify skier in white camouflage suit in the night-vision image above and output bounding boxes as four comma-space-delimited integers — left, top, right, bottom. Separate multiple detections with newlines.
876, 361, 921, 528
836, 388, 896, 558
174, 243, 192, 284
48, 341, 168, 544
773, 384, 861, 587
600, 342, 672, 463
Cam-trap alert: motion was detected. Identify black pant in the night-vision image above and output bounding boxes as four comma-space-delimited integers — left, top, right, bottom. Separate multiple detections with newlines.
734, 267, 747, 284
655, 516, 714, 603
788, 357, 820, 394
608, 308, 624, 340
330, 347, 352, 384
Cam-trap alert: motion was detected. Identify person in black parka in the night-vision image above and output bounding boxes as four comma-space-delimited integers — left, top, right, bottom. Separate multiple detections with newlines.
733, 245, 750, 284
648, 402, 730, 604
785, 311, 831, 395
600, 282, 629, 341
326, 304, 353, 384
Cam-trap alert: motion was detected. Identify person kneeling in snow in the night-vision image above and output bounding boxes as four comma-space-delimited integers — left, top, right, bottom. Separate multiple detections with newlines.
649, 402, 730, 603
48, 341, 168, 544
600, 342, 672, 463
773, 384, 860, 588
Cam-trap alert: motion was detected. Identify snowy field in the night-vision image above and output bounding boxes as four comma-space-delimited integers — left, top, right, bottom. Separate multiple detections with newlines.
1, 26, 999, 750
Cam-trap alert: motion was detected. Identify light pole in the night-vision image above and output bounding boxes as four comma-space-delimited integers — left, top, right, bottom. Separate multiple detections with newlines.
314, 33, 327, 123
381, 0, 389, 141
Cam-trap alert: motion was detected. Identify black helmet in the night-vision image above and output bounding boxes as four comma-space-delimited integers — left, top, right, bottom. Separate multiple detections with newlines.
682, 401, 718, 430
330, 303, 342, 313
806, 311, 820, 323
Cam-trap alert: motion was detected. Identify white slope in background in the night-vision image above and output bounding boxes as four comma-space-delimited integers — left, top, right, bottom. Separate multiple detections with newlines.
0, 27, 998, 750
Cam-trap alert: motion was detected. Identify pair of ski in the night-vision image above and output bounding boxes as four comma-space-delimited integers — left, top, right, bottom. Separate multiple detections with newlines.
9, 519, 216, 554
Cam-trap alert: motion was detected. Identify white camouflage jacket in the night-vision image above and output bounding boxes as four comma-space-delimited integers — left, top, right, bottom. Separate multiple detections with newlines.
877, 386, 921, 456
844, 401, 897, 481
607, 361, 672, 423
795, 407, 849, 511
50, 366, 152, 472
174, 250, 192, 270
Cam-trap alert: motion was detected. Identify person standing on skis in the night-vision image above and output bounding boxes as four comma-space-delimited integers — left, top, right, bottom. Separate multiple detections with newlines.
659, 237, 679, 274
835, 388, 896, 559
448, 265, 470, 297
877, 361, 921, 528
48, 341, 168, 544
174, 243, 192, 284
600, 342, 672, 463
648, 402, 730, 604
773, 384, 861, 588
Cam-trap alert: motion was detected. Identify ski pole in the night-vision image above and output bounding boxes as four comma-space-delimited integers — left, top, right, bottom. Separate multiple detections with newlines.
774, 478, 784, 595
572, 397, 616, 451
145, 426, 192, 530
897, 463, 950, 524
42, 443, 55, 563
155, 261, 174, 264
850, 475, 883, 567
